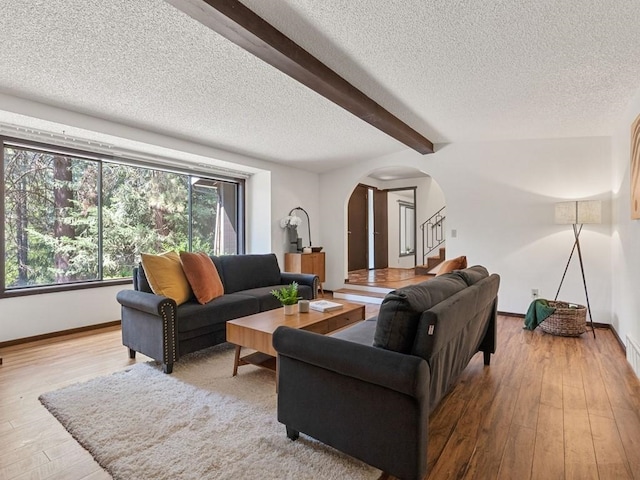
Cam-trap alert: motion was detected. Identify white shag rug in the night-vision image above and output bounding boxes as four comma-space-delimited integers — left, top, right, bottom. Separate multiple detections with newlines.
39, 344, 381, 480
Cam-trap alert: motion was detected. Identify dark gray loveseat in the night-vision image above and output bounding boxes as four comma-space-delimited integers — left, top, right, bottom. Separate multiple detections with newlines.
117, 253, 318, 373
272, 266, 499, 480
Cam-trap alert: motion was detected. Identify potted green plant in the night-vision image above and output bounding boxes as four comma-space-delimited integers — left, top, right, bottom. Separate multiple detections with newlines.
271, 282, 299, 315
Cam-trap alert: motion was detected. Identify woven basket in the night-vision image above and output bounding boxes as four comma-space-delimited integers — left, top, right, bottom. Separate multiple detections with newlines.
540, 301, 587, 337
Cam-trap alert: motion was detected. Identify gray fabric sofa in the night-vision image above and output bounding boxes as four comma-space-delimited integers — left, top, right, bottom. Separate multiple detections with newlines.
117, 253, 318, 373
272, 265, 499, 480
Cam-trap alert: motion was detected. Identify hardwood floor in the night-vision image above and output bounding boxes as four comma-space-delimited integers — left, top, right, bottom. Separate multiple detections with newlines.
1, 315, 639, 479
422, 320, 640, 480
348, 267, 434, 289
0, 326, 147, 480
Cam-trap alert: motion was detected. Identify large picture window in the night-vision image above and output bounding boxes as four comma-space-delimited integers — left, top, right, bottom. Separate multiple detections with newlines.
2, 139, 244, 294
4, 147, 100, 288
191, 178, 239, 256
101, 164, 189, 279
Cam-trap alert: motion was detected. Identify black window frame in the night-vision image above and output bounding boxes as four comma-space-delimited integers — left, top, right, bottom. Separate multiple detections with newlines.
1, 136, 245, 298
399, 201, 416, 257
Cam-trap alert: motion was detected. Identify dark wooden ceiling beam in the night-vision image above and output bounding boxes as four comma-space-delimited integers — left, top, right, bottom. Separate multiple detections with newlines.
166, 0, 434, 154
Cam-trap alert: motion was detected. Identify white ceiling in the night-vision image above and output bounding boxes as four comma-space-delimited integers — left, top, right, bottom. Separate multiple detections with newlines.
368, 166, 428, 182
1, 0, 640, 174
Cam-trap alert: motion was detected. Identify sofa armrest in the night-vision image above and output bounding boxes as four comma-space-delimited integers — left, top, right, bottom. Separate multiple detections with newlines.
116, 289, 176, 316
279, 272, 319, 299
273, 326, 429, 399
116, 289, 178, 373
273, 326, 430, 480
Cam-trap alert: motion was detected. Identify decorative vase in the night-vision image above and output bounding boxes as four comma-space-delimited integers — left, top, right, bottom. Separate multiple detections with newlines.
287, 226, 299, 253
298, 299, 310, 313
283, 304, 296, 315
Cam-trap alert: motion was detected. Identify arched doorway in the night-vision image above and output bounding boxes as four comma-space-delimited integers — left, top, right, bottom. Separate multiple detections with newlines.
345, 167, 446, 288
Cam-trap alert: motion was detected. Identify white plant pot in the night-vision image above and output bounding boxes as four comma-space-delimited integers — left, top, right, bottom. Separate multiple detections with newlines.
283, 304, 297, 315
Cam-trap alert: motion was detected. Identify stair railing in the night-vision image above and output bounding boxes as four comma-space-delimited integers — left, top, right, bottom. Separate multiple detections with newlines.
420, 206, 446, 265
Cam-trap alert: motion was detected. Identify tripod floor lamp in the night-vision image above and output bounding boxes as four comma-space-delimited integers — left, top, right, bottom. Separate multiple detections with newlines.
554, 200, 601, 338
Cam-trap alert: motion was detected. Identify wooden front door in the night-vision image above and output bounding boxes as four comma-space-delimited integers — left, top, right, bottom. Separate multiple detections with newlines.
348, 184, 368, 271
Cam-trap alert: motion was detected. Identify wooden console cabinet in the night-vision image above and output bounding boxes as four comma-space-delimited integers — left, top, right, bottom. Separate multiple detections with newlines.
284, 252, 325, 296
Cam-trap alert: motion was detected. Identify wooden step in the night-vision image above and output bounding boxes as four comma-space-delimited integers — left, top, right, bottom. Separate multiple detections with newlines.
333, 288, 387, 305
427, 256, 442, 269
414, 265, 432, 275
416, 247, 446, 275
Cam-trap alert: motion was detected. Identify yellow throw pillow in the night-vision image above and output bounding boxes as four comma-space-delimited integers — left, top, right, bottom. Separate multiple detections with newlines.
179, 251, 224, 304
140, 251, 192, 305
436, 255, 468, 276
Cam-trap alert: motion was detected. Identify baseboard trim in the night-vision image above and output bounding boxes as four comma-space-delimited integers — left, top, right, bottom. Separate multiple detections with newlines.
626, 335, 640, 378
601, 323, 626, 353
498, 311, 524, 318
0, 320, 121, 349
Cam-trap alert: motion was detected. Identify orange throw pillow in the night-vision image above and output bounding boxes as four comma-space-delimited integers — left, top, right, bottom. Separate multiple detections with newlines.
140, 251, 192, 305
179, 252, 224, 304
436, 255, 468, 276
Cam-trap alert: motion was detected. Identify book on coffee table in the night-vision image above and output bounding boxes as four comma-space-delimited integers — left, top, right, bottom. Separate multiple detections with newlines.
309, 300, 344, 312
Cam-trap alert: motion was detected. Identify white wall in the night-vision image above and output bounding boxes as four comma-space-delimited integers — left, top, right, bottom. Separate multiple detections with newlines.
268, 168, 321, 266
382, 176, 446, 227
384, 176, 446, 267
611, 85, 640, 350
320, 137, 612, 319
362, 175, 446, 269
0, 98, 320, 342
0, 286, 125, 342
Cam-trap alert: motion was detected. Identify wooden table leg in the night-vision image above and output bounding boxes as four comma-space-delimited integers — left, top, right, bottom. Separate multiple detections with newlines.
233, 345, 241, 376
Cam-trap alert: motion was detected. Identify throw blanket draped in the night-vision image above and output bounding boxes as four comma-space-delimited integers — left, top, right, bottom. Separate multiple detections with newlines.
524, 299, 556, 330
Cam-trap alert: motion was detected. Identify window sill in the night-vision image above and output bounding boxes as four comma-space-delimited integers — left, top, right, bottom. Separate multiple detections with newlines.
1, 278, 131, 299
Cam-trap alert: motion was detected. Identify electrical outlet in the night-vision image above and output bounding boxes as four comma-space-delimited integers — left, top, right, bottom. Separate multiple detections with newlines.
451, 229, 457, 238
531, 288, 539, 299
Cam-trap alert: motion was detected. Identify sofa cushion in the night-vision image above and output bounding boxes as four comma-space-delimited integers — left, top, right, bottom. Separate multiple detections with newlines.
240, 284, 314, 311
412, 275, 500, 362
180, 251, 224, 304
436, 255, 467, 276
457, 265, 489, 286
373, 274, 468, 353
135, 265, 153, 293
210, 256, 225, 286
331, 318, 378, 346
236, 287, 283, 311
175, 294, 260, 333
140, 251, 192, 305
216, 254, 282, 294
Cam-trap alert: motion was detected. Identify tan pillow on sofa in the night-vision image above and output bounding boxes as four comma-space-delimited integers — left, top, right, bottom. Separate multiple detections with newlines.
436, 255, 468, 276
140, 251, 192, 305
180, 251, 224, 304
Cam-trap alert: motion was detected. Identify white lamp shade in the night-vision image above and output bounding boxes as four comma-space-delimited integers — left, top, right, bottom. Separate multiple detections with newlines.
555, 201, 577, 224
577, 200, 602, 224
555, 200, 602, 224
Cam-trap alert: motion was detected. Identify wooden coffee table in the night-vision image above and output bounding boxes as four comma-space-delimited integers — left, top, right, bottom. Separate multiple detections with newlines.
226, 300, 365, 376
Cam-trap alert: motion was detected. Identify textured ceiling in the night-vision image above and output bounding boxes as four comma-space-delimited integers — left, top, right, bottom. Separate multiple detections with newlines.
1, 1, 640, 173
